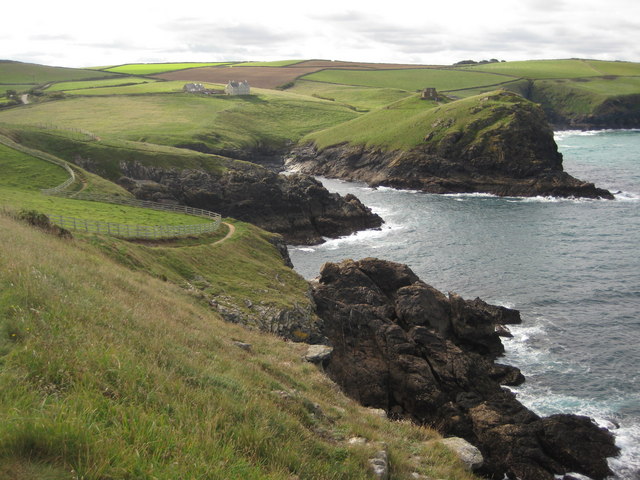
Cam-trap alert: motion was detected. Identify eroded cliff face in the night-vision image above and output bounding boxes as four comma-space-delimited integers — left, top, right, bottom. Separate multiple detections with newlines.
311, 258, 619, 480
76, 158, 382, 245
287, 92, 614, 199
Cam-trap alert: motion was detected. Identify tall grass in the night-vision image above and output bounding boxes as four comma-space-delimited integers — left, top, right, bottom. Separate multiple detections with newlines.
0, 212, 478, 479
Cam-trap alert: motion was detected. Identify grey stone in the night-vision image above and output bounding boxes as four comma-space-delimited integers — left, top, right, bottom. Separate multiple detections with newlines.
347, 436, 367, 445
232, 341, 252, 352
368, 449, 389, 480
439, 437, 483, 471
304, 344, 333, 363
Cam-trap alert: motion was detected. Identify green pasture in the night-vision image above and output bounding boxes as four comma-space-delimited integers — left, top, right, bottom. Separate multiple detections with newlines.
7, 127, 232, 181
103, 62, 233, 75
0, 188, 211, 226
457, 59, 640, 79
0, 143, 69, 190
0, 92, 359, 152
0, 146, 211, 226
45, 77, 158, 92
62, 80, 222, 96
305, 90, 522, 151
584, 59, 640, 76
289, 80, 412, 111
236, 60, 304, 67
301, 68, 514, 92
546, 76, 640, 96
446, 79, 532, 99
1, 84, 30, 95
0, 60, 118, 84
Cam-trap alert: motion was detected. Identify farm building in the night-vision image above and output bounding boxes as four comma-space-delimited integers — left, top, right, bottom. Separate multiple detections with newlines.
225, 80, 250, 96
183, 83, 206, 93
421, 87, 438, 100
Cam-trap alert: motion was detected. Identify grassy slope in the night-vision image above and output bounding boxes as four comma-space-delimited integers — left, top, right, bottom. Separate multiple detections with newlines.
304, 91, 525, 151
238, 60, 305, 67
45, 77, 158, 92
103, 63, 232, 75
301, 68, 514, 92
459, 59, 640, 78
0, 142, 211, 226
0, 61, 118, 84
288, 80, 413, 111
60, 80, 221, 96
0, 212, 477, 480
0, 91, 360, 152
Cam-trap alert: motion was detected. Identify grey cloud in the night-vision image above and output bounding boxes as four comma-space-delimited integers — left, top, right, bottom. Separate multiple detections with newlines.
29, 34, 74, 41
309, 10, 372, 22
166, 18, 291, 43
523, 0, 567, 11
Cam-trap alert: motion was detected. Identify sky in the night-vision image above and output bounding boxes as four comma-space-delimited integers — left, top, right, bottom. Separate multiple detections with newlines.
2, 0, 639, 68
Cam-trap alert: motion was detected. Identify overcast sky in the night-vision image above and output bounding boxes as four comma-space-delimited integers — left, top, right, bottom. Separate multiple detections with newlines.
3, 0, 639, 68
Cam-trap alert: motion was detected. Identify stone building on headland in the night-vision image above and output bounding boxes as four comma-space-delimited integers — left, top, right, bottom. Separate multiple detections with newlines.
421, 87, 438, 100
225, 80, 251, 96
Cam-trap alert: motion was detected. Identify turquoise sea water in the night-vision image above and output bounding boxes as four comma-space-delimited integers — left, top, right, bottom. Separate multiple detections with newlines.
288, 130, 640, 479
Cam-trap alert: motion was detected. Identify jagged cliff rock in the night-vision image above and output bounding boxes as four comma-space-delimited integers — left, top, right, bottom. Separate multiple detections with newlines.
106, 160, 382, 245
287, 91, 614, 199
311, 258, 619, 480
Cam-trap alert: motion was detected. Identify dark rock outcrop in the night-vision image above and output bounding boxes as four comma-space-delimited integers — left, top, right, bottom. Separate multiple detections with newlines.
287, 92, 614, 199
95, 159, 382, 245
311, 258, 619, 480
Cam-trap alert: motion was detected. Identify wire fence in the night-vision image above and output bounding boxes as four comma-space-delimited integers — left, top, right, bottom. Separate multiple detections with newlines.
17, 135, 225, 239
46, 214, 221, 239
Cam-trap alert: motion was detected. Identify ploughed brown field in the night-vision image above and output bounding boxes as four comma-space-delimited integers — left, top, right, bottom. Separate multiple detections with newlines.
153, 60, 438, 89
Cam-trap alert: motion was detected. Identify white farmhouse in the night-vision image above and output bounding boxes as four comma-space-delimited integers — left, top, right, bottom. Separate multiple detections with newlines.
225, 80, 250, 96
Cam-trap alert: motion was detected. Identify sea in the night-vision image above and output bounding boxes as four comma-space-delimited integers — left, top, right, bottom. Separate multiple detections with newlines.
287, 130, 640, 479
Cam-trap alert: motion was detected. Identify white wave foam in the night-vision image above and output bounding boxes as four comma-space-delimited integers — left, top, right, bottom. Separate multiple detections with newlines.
614, 191, 640, 202
505, 195, 606, 204
292, 247, 316, 252
373, 185, 421, 194
609, 422, 640, 479
317, 222, 405, 251
443, 192, 498, 198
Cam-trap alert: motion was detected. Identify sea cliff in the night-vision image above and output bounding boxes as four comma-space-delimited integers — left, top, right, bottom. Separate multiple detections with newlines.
309, 258, 619, 480
287, 91, 614, 199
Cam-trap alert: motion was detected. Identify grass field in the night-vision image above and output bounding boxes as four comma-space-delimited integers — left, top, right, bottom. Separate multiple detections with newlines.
0, 142, 212, 226
0, 61, 118, 84
45, 77, 158, 92
1, 84, 30, 95
0, 91, 360, 152
58, 80, 215, 96
545, 76, 640, 96
288, 80, 412, 111
103, 62, 233, 75
305, 90, 525, 151
237, 60, 304, 67
301, 68, 515, 92
458, 59, 640, 79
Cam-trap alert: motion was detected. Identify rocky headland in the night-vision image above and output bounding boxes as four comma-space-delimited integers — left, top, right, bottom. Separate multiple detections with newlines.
308, 258, 619, 480
80, 159, 382, 245
287, 91, 614, 199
